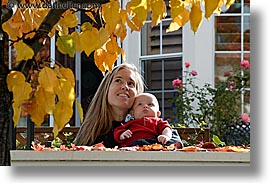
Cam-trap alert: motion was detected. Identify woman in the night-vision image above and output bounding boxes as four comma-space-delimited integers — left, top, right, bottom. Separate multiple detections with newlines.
74, 63, 144, 147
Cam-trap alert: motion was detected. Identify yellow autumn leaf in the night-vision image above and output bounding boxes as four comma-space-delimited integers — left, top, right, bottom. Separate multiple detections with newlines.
71, 31, 83, 52
12, 82, 32, 104
126, 16, 140, 32
76, 99, 84, 123
106, 35, 120, 54
113, 10, 127, 42
54, 79, 75, 106
59, 67, 75, 88
53, 101, 73, 136
56, 34, 76, 57
81, 22, 93, 32
2, 9, 25, 40
28, 98, 47, 126
94, 48, 117, 74
126, 0, 149, 29
38, 66, 58, 94
12, 102, 22, 127
167, 0, 190, 32
151, 0, 167, 27
53, 64, 63, 78
10, 81, 32, 126
35, 86, 56, 114
2, 22, 18, 41
167, 10, 190, 32
105, 52, 118, 72
79, 28, 100, 56
102, 0, 121, 33
14, 40, 34, 62
94, 48, 108, 73
190, 2, 204, 34
63, 10, 79, 28
20, 14, 36, 39
98, 27, 110, 48
204, 0, 223, 20
6, 71, 26, 91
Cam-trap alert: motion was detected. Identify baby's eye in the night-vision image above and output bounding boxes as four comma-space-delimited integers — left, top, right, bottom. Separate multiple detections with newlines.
137, 103, 143, 106
148, 103, 155, 106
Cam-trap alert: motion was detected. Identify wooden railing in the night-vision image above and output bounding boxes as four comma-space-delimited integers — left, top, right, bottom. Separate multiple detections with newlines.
175, 128, 210, 144
15, 127, 210, 149
15, 127, 79, 149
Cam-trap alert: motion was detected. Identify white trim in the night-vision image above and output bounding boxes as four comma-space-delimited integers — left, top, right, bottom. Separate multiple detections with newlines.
184, 17, 215, 86
49, 34, 56, 127
74, 11, 81, 127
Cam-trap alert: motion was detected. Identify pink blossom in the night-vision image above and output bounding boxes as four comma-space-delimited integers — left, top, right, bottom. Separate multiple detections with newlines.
230, 81, 236, 86
240, 60, 250, 69
184, 61, 190, 68
172, 78, 183, 89
191, 70, 198, 76
241, 113, 250, 124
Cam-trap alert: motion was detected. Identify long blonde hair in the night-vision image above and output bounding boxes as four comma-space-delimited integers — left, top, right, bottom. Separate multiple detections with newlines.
74, 63, 144, 145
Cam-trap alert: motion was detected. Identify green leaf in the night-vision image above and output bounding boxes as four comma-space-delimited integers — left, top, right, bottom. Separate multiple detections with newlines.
212, 134, 226, 147
56, 35, 75, 57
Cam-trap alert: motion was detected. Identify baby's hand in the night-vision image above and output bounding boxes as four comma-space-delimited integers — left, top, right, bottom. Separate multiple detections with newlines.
119, 129, 132, 140
157, 135, 171, 144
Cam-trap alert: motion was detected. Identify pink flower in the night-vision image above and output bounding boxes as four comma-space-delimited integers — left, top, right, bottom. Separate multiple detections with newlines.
184, 61, 190, 68
241, 113, 250, 124
240, 60, 250, 69
191, 70, 198, 76
230, 81, 235, 86
172, 78, 183, 89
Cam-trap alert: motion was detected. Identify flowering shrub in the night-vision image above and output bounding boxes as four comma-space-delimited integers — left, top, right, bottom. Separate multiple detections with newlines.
210, 60, 250, 145
171, 60, 251, 146
171, 61, 213, 129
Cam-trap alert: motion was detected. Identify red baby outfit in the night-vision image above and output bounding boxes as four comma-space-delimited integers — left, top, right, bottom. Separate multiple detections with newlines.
114, 117, 171, 147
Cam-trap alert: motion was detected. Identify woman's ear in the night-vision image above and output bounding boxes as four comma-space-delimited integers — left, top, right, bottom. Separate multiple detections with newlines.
157, 111, 161, 117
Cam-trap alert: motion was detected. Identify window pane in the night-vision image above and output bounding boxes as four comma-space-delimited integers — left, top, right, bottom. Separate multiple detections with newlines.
215, 16, 241, 51
215, 53, 241, 85
141, 23, 160, 55
141, 58, 182, 91
141, 21, 182, 55
244, 16, 250, 51
223, 1, 241, 13
244, 0, 250, 13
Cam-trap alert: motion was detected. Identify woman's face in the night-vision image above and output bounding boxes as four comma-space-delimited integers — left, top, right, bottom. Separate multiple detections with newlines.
108, 68, 138, 115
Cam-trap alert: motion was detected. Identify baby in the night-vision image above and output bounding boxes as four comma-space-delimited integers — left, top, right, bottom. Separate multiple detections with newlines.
114, 93, 173, 147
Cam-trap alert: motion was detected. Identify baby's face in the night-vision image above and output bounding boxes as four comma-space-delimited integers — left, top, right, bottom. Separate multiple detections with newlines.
130, 94, 160, 119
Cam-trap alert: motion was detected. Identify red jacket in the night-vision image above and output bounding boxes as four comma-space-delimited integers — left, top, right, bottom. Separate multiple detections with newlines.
114, 117, 171, 147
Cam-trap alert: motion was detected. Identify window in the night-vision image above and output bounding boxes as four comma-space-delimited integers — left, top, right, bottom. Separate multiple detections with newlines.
215, 0, 250, 114
139, 0, 183, 121
138, 0, 250, 122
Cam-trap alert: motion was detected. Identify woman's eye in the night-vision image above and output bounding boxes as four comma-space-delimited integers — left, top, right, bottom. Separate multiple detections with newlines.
114, 79, 121, 83
127, 81, 135, 88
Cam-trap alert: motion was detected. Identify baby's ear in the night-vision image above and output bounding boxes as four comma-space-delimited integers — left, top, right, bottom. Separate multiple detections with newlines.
157, 111, 161, 117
